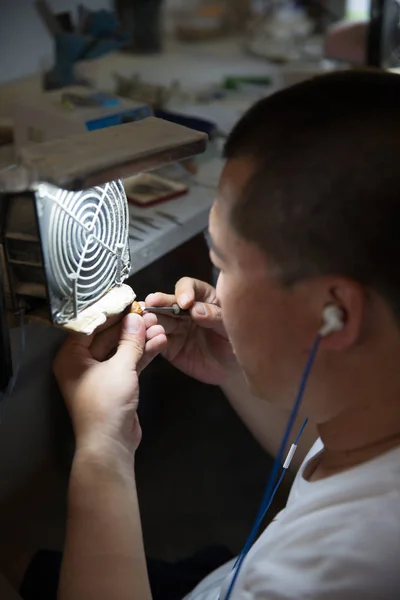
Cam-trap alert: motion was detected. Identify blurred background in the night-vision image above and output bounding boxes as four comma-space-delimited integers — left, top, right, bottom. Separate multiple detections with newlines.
0, 0, 377, 84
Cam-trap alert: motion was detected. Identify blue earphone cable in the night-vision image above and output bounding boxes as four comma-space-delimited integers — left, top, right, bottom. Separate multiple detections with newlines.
222, 334, 322, 600
233, 416, 309, 565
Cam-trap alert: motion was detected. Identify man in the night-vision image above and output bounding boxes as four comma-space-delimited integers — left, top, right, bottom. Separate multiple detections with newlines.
16, 69, 400, 599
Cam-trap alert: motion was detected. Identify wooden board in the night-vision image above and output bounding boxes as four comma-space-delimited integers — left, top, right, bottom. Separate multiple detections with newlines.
18, 117, 208, 190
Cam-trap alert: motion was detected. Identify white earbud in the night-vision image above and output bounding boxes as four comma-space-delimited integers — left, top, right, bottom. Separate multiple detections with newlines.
319, 304, 345, 337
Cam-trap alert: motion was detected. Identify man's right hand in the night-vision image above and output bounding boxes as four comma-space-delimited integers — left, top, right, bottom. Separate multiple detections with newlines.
145, 277, 237, 385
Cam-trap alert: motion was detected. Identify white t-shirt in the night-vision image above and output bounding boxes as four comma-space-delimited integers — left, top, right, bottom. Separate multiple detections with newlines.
185, 439, 400, 600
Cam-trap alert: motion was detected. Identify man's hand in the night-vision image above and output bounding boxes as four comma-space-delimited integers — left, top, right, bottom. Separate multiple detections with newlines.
53, 311, 167, 453
145, 277, 237, 385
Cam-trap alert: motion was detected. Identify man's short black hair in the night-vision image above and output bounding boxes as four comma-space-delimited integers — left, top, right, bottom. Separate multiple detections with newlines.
224, 69, 400, 320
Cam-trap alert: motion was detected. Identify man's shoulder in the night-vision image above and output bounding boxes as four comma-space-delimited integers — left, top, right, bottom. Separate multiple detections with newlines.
288, 443, 400, 528
241, 446, 400, 598
243, 489, 400, 599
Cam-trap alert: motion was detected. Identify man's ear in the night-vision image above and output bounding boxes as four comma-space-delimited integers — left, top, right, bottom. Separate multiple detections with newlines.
321, 279, 366, 350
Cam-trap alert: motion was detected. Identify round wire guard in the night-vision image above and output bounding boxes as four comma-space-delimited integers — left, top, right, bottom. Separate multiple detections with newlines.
46, 180, 129, 320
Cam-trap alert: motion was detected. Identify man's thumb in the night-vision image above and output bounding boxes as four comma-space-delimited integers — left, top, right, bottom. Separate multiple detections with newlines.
115, 313, 146, 369
192, 302, 226, 336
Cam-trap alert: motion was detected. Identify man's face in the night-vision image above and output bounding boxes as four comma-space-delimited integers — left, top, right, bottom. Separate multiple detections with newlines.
209, 158, 319, 405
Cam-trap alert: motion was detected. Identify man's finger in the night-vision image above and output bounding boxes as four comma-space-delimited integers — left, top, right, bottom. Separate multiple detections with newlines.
138, 334, 168, 374
112, 313, 146, 370
190, 301, 225, 335
145, 300, 225, 337
143, 297, 184, 335
175, 277, 217, 308
146, 279, 225, 336
146, 324, 166, 341
90, 321, 123, 362
145, 292, 176, 308
147, 314, 186, 336
142, 311, 158, 329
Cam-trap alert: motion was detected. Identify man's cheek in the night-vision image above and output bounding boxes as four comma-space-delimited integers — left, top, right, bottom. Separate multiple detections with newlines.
224, 308, 248, 348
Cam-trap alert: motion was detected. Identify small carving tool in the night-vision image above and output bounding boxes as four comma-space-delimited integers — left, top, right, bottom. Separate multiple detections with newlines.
143, 303, 189, 317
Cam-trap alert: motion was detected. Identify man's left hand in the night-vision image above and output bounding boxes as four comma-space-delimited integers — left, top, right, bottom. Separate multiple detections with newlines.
53, 312, 167, 454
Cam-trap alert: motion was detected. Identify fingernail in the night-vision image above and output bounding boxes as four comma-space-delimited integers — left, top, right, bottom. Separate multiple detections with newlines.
125, 313, 141, 334
179, 294, 189, 308
195, 303, 207, 316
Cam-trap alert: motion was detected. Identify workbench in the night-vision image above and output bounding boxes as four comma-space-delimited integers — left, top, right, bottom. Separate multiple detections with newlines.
0, 38, 325, 275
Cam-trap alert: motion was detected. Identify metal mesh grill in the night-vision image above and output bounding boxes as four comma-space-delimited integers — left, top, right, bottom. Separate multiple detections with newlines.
36, 180, 130, 323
